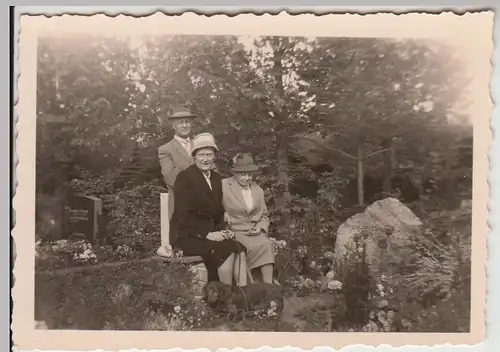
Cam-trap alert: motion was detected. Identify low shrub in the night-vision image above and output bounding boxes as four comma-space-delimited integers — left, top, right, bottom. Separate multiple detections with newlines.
35, 239, 145, 271
36, 259, 296, 331
35, 260, 192, 330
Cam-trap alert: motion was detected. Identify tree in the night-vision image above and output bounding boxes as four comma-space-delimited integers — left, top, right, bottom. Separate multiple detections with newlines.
297, 37, 471, 206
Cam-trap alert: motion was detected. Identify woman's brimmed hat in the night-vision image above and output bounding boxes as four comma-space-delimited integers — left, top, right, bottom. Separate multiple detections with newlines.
191, 133, 219, 156
231, 153, 259, 172
168, 106, 197, 120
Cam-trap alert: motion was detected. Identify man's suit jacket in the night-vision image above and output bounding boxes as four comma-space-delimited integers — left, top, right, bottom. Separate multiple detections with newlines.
158, 138, 194, 220
222, 177, 270, 235
170, 164, 225, 244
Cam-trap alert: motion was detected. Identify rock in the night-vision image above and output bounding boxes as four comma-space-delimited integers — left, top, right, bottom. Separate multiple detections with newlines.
334, 197, 422, 276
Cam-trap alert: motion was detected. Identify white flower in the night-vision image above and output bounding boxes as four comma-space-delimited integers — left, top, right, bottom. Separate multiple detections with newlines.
327, 280, 343, 291
309, 261, 317, 269
298, 246, 308, 256
376, 299, 389, 309
174, 306, 181, 314
267, 309, 277, 317
324, 251, 335, 259
326, 271, 335, 280
303, 278, 315, 288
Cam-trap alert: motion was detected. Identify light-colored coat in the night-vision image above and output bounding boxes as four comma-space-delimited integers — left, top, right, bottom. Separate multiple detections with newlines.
222, 177, 270, 234
158, 138, 194, 219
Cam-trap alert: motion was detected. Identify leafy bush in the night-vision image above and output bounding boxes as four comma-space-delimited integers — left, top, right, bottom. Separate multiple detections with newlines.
105, 182, 163, 253
35, 193, 66, 243
68, 176, 164, 254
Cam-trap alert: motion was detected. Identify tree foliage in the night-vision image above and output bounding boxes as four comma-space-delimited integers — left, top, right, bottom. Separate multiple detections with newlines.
36, 33, 472, 245
35, 32, 474, 333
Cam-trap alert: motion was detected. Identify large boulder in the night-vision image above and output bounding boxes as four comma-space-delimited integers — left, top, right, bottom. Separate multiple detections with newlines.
334, 197, 422, 276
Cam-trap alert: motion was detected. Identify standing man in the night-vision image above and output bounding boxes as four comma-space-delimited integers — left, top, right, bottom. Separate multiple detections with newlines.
158, 106, 197, 229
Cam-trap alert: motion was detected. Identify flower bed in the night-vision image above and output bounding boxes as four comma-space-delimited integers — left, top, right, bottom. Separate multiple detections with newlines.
35, 239, 149, 271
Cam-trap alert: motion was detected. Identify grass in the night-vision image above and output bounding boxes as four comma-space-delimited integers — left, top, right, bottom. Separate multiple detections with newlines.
35, 254, 470, 332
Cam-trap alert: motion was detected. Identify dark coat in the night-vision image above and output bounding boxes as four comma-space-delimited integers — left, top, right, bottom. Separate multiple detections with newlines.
171, 164, 245, 282
170, 164, 225, 244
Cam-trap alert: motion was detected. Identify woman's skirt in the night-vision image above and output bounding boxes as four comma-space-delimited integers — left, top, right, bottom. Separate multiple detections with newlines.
234, 233, 275, 270
175, 237, 245, 282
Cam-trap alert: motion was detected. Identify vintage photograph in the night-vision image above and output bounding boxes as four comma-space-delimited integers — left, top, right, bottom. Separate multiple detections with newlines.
13, 11, 492, 350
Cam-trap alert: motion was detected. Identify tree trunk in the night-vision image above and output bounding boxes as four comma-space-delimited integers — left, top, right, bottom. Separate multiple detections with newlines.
418, 171, 424, 218
276, 131, 291, 234
357, 140, 365, 206
382, 137, 394, 194
54, 182, 68, 241
444, 148, 456, 204
272, 40, 292, 236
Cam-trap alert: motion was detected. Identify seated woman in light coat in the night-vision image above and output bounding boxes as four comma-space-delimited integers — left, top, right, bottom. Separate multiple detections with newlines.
222, 153, 275, 284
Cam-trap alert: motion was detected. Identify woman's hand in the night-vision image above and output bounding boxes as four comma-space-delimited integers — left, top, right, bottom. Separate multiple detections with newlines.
248, 227, 262, 236
221, 230, 235, 240
206, 231, 225, 241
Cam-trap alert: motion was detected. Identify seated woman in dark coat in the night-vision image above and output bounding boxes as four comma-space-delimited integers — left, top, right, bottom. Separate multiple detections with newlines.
170, 133, 247, 286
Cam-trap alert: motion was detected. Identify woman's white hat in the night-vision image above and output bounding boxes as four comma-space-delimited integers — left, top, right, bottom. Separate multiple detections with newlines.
191, 133, 219, 156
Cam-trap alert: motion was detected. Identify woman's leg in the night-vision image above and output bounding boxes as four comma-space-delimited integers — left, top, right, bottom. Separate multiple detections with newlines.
260, 264, 274, 284
218, 253, 235, 285
251, 268, 263, 283
233, 252, 248, 286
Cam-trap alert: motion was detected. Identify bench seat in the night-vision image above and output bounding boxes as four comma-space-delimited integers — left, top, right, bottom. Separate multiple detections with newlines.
153, 255, 203, 264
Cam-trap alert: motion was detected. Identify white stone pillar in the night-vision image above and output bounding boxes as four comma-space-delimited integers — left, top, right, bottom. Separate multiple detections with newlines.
156, 193, 170, 256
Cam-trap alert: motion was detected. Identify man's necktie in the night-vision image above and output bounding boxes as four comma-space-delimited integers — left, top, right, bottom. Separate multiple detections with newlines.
179, 138, 191, 155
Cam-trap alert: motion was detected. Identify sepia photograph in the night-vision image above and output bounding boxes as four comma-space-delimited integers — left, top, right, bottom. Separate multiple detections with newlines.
13, 11, 492, 351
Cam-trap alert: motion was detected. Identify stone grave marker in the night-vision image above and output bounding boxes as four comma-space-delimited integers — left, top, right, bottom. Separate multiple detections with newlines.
65, 195, 103, 244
